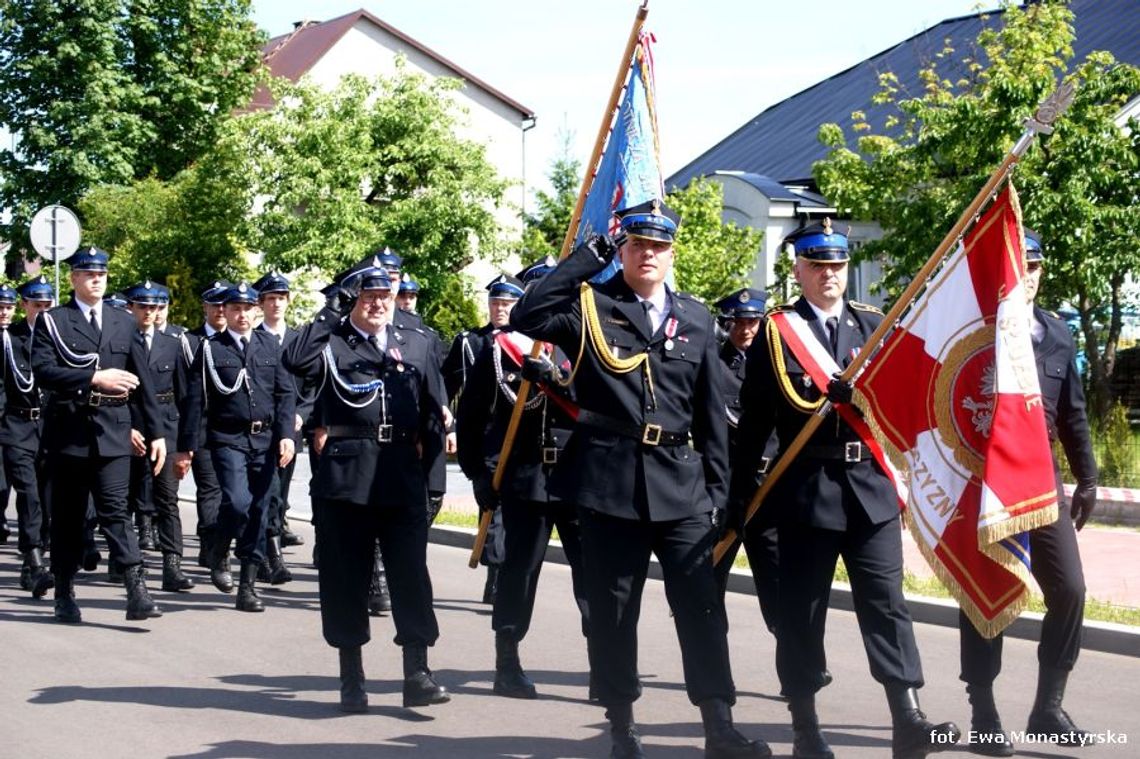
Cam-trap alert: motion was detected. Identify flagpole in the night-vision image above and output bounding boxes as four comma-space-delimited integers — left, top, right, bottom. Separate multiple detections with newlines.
469, 1, 651, 568
713, 81, 1077, 564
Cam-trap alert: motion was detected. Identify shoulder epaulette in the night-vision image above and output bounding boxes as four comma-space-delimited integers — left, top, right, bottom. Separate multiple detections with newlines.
766, 303, 794, 316
674, 291, 712, 314
1045, 309, 1060, 319
848, 300, 883, 314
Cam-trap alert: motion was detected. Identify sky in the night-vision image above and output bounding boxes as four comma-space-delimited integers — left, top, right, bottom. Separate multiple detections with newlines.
251, 0, 991, 193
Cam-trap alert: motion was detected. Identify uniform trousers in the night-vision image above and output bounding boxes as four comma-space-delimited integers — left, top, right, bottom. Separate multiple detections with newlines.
578, 506, 735, 707
129, 438, 183, 554
492, 495, 589, 642
960, 511, 1086, 683
314, 497, 439, 649
266, 456, 297, 537
776, 503, 924, 698
715, 519, 780, 634
3, 445, 47, 553
481, 507, 505, 566
191, 448, 222, 540
48, 453, 141, 577
209, 445, 275, 563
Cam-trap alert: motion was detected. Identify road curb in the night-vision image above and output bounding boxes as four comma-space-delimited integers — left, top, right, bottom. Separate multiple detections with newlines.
429, 523, 1140, 659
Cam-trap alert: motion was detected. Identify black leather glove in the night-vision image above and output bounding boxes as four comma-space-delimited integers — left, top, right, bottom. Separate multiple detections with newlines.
521, 355, 559, 385
826, 373, 854, 405
427, 494, 444, 524
581, 233, 620, 266
472, 475, 499, 513
325, 285, 357, 316
1070, 483, 1096, 531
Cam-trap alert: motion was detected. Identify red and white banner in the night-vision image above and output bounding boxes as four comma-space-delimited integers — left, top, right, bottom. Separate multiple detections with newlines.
853, 184, 1058, 637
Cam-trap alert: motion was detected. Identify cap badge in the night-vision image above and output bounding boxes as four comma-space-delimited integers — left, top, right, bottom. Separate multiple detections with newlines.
822, 217, 833, 235
738, 291, 749, 303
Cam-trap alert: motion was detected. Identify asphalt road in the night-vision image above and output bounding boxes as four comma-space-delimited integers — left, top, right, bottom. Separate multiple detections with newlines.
2, 506, 1137, 758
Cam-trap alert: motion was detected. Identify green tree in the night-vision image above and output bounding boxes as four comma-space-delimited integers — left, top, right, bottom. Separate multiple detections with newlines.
523, 131, 581, 259
79, 138, 256, 326
813, 0, 1140, 417
235, 63, 506, 333
667, 177, 763, 305
0, 0, 263, 264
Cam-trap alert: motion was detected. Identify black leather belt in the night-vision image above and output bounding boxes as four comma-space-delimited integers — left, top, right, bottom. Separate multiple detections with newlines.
88, 392, 130, 407
576, 408, 689, 447
156, 391, 175, 404
803, 442, 872, 463
217, 419, 272, 435
325, 424, 417, 444
7, 406, 40, 421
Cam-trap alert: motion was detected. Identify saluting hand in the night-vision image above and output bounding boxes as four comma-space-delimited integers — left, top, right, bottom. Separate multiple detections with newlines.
279, 438, 295, 468
91, 368, 139, 394
149, 438, 167, 476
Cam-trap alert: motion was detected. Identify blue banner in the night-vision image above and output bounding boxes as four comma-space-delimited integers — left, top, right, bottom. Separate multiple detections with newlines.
574, 34, 662, 282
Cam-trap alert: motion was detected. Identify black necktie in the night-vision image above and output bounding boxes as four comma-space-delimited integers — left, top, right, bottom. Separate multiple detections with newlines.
826, 316, 839, 359
89, 308, 101, 338
138, 331, 149, 354
239, 335, 248, 354
641, 301, 654, 335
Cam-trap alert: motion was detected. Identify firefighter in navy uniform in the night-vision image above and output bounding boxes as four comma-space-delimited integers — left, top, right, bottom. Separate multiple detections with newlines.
2, 279, 54, 598
443, 275, 520, 605
457, 256, 589, 701
31, 246, 166, 623
174, 282, 296, 613
512, 200, 770, 759
252, 271, 312, 586
957, 229, 1099, 755
125, 281, 194, 593
730, 221, 959, 759
183, 281, 230, 580
283, 266, 449, 713
712, 288, 780, 634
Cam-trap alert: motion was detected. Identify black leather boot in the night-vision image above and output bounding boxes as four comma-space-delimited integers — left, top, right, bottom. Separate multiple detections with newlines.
197, 531, 211, 568
606, 703, 645, 759
82, 542, 101, 572
338, 646, 368, 713
700, 699, 772, 757
53, 574, 82, 624
107, 560, 125, 584
137, 513, 155, 551
964, 683, 1013, 756
281, 518, 304, 546
493, 632, 537, 699
235, 560, 264, 612
788, 696, 834, 758
401, 644, 449, 707
482, 564, 499, 605
265, 535, 293, 585
1025, 664, 1091, 744
886, 685, 961, 758
124, 564, 163, 620
20, 553, 34, 591
210, 538, 234, 593
26, 547, 55, 598
161, 552, 195, 592
367, 546, 391, 616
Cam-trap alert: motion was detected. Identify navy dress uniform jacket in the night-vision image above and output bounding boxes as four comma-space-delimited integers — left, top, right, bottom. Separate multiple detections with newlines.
177, 330, 295, 454
442, 324, 494, 403
1034, 307, 1097, 489
133, 329, 182, 443
509, 242, 729, 522
31, 299, 163, 456
282, 308, 447, 508
732, 297, 898, 531
1, 321, 44, 453
455, 330, 574, 504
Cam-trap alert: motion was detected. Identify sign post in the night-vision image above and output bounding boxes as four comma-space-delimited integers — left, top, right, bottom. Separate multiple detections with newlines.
29, 204, 81, 302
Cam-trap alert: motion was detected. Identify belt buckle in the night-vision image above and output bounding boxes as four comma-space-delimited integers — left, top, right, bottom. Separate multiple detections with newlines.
758, 456, 771, 475
29, 408, 40, 421
542, 446, 558, 464
88, 393, 101, 408
377, 424, 393, 443
250, 420, 264, 434
641, 423, 662, 446
844, 441, 863, 463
